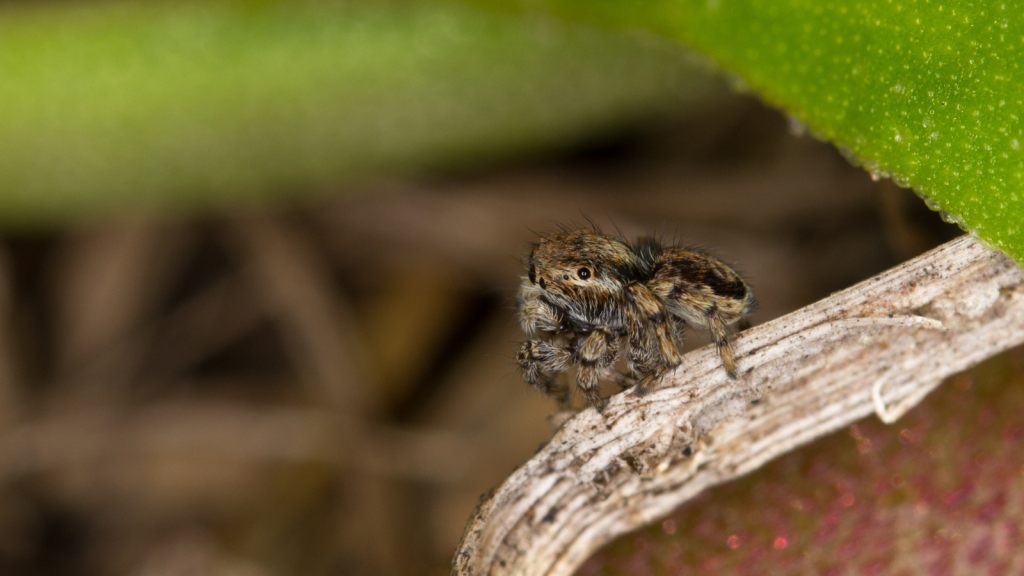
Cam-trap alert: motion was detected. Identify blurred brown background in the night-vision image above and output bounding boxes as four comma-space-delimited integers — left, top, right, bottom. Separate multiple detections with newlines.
0, 92, 960, 576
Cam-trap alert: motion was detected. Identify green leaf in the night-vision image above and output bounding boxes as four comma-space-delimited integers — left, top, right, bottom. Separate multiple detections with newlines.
0, 1, 721, 226
497, 0, 1024, 262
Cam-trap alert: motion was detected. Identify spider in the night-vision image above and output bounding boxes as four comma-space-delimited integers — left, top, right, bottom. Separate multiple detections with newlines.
515, 228, 755, 411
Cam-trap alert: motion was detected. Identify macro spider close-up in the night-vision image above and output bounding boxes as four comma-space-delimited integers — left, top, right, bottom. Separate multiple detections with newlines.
516, 228, 755, 410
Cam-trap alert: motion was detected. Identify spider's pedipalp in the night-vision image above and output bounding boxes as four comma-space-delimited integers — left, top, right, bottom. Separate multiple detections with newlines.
517, 282, 564, 336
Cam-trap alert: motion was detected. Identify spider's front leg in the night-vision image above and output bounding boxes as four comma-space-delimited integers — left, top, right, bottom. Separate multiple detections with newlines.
574, 330, 618, 411
624, 283, 682, 368
516, 340, 572, 405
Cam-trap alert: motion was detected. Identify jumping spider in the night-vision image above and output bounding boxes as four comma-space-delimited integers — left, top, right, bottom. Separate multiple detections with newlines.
516, 228, 755, 411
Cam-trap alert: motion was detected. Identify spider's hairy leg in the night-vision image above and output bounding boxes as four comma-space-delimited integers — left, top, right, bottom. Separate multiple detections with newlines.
624, 282, 682, 367
635, 368, 668, 397
630, 317, 686, 395
597, 336, 622, 383
624, 319, 658, 378
517, 287, 564, 336
575, 330, 616, 411
516, 340, 572, 404
705, 307, 738, 377
661, 288, 743, 378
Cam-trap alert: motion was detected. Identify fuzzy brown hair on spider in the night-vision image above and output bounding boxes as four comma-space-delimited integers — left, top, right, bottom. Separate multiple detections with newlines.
515, 228, 755, 411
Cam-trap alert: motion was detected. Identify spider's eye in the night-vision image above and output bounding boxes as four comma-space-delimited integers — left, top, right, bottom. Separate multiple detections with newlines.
528, 264, 537, 284
577, 267, 591, 280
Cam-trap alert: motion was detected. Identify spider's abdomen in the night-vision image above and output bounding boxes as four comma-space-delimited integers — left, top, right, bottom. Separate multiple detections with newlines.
647, 248, 755, 323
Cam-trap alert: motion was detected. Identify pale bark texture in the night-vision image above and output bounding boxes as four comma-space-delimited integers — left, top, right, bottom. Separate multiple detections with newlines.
452, 235, 1024, 576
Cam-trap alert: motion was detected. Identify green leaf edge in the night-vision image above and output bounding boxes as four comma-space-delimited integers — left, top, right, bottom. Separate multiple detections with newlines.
494, 0, 1024, 263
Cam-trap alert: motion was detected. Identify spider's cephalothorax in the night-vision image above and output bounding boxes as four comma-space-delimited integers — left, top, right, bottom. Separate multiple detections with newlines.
515, 228, 755, 410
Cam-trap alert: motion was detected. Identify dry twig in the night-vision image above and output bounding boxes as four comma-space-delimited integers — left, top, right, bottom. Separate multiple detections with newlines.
452, 235, 1024, 575
0, 246, 20, 429
230, 217, 373, 412
0, 403, 472, 484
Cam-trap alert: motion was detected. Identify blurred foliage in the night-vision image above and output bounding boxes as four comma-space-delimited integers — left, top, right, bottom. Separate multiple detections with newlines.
478, 0, 1024, 263
8, 0, 1022, 265
0, 0, 721, 225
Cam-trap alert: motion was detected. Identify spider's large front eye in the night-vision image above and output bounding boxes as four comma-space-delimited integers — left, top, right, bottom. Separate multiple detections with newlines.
577, 267, 591, 280
528, 264, 537, 284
